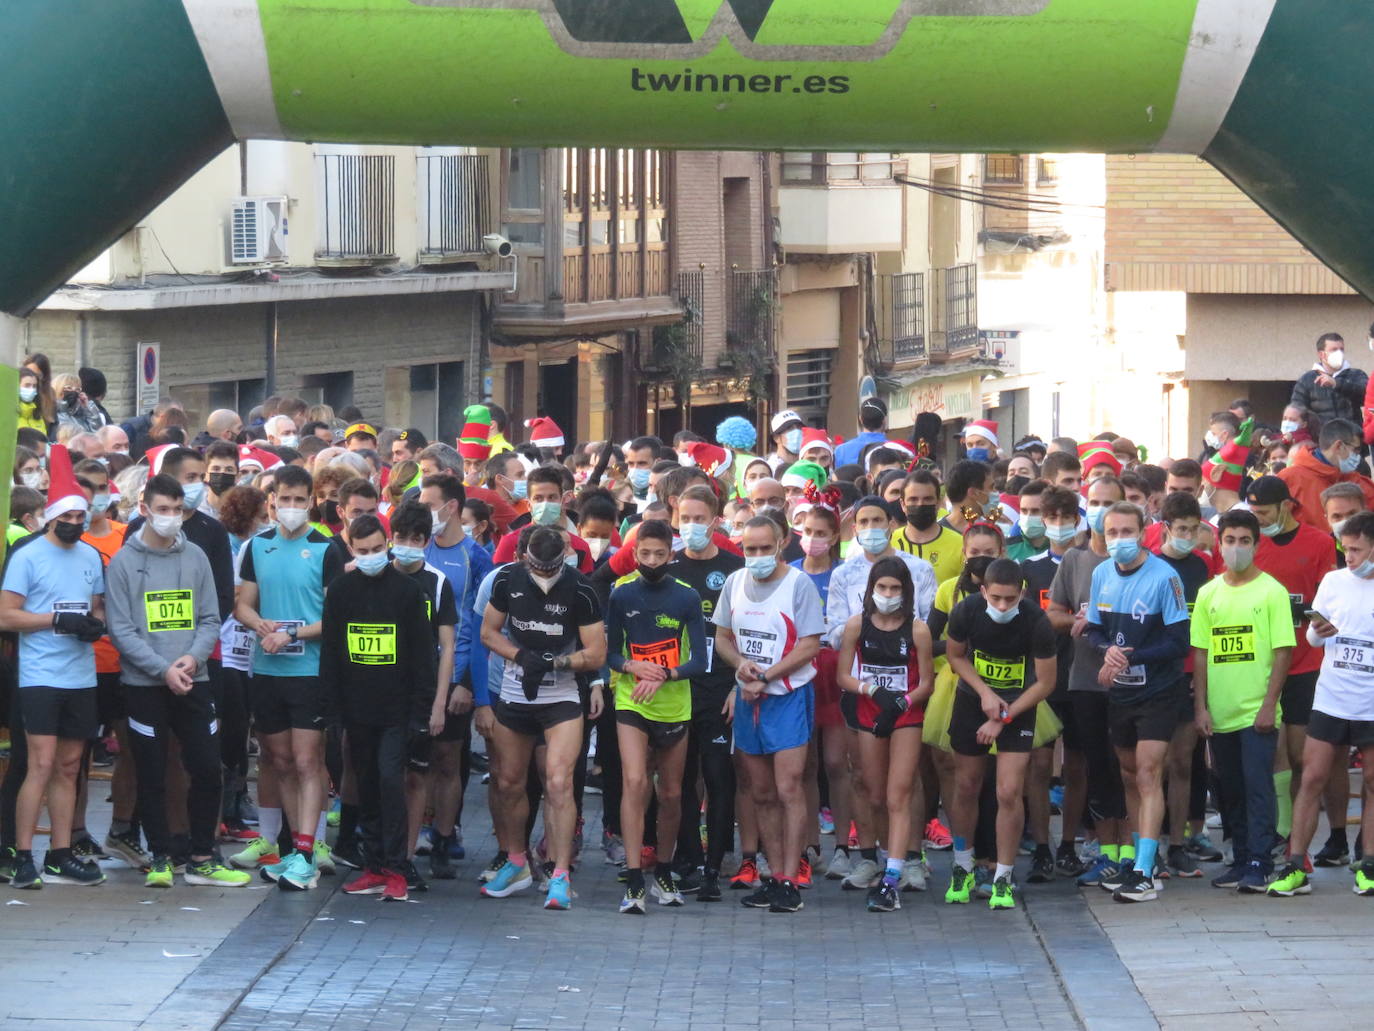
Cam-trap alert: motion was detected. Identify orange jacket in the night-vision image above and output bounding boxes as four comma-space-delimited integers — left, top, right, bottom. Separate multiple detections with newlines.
1277, 446, 1374, 531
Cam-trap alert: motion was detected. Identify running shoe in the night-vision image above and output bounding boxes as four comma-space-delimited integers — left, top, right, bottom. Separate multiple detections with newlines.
1185, 832, 1223, 862
674, 866, 702, 894
1112, 869, 1158, 903
731, 857, 761, 890
481, 860, 532, 897
866, 881, 900, 912
989, 875, 1016, 911
1055, 843, 1085, 878
277, 853, 319, 891
43, 853, 105, 885
1079, 839, 1102, 862
740, 879, 775, 909
237, 790, 259, 825
1205, 810, 1223, 830
545, 872, 573, 910
974, 865, 995, 899
898, 858, 927, 892
1354, 862, 1374, 897
795, 856, 813, 889
1077, 855, 1118, 887
697, 869, 722, 902
219, 822, 259, 843
1019, 836, 1036, 857
923, 819, 953, 850
10, 855, 41, 889
572, 818, 584, 867
1211, 862, 1246, 890
1237, 861, 1270, 894
448, 830, 466, 860
430, 836, 457, 880
619, 883, 647, 914
1099, 864, 1132, 893
1027, 849, 1055, 884
825, 847, 851, 880
1166, 845, 1203, 879
415, 826, 435, 856
841, 857, 879, 891
603, 832, 626, 866
333, 838, 365, 871
343, 869, 389, 895
71, 835, 109, 863
326, 797, 341, 828
478, 850, 508, 883
186, 859, 251, 887
1266, 862, 1311, 897
313, 841, 336, 875
531, 860, 551, 892
769, 879, 803, 913
231, 837, 281, 870
818, 806, 835, 836
1314, 836, 1350, 868
651, 870, 685, 906
0, 846, 16, 884
401, 860, 428, 893
944, 864, 973, 905
145, 857, 175, 889
382, 869, 409, 902
105, 829, 154, 871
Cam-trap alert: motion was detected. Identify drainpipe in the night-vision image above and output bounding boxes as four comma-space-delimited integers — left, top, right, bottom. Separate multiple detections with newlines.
264, 301, 278, 396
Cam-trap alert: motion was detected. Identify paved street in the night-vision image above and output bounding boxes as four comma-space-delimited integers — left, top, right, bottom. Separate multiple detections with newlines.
4, 774, 1370, 1031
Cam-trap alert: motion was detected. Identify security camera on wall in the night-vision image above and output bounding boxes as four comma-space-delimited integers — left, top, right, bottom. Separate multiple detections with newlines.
482, 234, 513, 257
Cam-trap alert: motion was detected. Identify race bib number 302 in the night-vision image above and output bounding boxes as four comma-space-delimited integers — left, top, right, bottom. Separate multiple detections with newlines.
347, 623, 397, 665
145, 590, 193, 632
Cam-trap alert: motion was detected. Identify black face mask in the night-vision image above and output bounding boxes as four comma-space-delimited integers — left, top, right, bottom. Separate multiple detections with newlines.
906, 504, 939, 531
62, 391, 80, 409
207, 472, 236, 496
638, 562, 669, 584
322, 499, 340, 526
53, 520, 84, 544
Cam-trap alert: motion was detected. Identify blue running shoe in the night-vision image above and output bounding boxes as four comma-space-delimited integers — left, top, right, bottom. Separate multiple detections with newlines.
1077, 855, 1120, 888
448, 832, 466, 861
278, 852, 319, 891
481, 860, 532, 898
544, 872, 572, 910
260, 853, 293, 883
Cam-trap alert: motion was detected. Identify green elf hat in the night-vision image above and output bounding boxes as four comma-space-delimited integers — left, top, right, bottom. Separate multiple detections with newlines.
457, 404, 493, 460
1202, 416, 1255, 492
781, 460, 829, 492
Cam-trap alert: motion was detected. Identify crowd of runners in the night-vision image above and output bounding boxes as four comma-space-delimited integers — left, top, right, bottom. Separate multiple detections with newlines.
3, 334, 1374, 914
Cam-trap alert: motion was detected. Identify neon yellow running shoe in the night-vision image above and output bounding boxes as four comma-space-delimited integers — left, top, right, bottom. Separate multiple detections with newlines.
229, 837, 280, 870
145, 857, 174, 889
185, 859, 251, 887
1353, 863, 1374, 897
989, 875, 1017, 910
945, 864, 973, 904
1266, 863, 1311, 897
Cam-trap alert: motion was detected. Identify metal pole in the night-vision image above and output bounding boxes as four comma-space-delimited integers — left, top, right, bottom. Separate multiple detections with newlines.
264, 301, 278, 396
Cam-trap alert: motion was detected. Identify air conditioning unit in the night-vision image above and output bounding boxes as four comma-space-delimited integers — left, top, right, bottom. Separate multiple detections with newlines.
229, 196, 288, 265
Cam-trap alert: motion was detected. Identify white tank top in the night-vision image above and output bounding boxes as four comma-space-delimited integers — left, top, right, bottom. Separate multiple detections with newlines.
728, 566, 815, 696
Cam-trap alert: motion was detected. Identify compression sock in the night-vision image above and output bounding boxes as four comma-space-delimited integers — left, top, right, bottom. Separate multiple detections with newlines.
1275, 771, 1293, 839
883, 858, 902, 886
1135, 837, 1158, 876
258, 807, 283, 848
1120, 844, 1136, 864
1102, 844, 1119, 862
293, 832, 314, 857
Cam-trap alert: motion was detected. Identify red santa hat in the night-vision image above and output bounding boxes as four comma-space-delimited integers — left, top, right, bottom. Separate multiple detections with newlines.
144, 443, 175, 476
1078, 441, 1123, 478
962, 419, 1000, 449
45, 444, 89, 523
798, 428, 833, 457
680, 440, 732, 479
867, 438, 918, 471
525, 416, 565, 450
238, 445, 281, 472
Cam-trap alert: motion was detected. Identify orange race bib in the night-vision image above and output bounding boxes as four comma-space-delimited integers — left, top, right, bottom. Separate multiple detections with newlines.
630, 637, 681, 671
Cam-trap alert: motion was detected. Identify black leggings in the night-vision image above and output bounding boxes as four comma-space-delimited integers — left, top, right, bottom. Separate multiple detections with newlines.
347, 722, 408, 870
218, 664, 250, 777
0, 687, 26, 851
1072, 692, 1127, 823
124, 681, 222, 858
677, 715, 736, 872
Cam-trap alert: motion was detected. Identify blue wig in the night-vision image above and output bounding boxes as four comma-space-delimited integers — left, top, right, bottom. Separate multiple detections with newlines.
716, 415, 757, 450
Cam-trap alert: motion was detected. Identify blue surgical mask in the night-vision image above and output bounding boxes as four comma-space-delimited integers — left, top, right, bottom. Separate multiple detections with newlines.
1168, 535, 1196, 555
19, 386, 36, 404
1087, 506, 1107, 534
1044, 522, 1077, 544
355, 552, 389, 577
564, 553, 578, 567
1339, 451, 1361, 474
986, 599, 1019, 624
681, 522, 711, 552
745, 554, 777, 580
1260, 520, 1283, 538
1018, 514, 1045, 540
531, 500, 561, 526
784, 428, 803, 454
984, 492, 1002, 516
511, 479, 528, 500
966, 447, 991, 463
629, 467, 651, 492
1107, 537, 1140, 565
1354, 558, 1374, 579
392, 544, 426, 566
181, 481, 206, 511
91, 492, 111, 514
857, 527, 890, 555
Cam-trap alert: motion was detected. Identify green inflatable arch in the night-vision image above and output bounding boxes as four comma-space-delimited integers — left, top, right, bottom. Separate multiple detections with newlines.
0, 0, 1370, 478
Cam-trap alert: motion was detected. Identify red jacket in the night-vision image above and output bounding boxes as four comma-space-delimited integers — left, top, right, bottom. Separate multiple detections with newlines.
1363, 375, 1374, 444
1277, 446, 1374, 532
1255, 523, 1338, 675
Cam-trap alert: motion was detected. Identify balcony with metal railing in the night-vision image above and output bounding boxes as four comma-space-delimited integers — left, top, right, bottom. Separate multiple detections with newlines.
725, 267, 778, 367
928, 263, 979, 359
315, 153, 396, 264
417, 153, 493, 262
876, 271, 926, 367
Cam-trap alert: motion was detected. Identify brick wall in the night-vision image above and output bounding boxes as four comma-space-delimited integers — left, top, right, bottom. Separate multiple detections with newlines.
1105, 155, 1353, 294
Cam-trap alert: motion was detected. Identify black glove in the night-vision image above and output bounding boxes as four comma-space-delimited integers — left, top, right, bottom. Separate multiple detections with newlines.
53, 611, 107, 643
515, 649, 554, 701
872, 688, 910, 717
872, 711, 898, 739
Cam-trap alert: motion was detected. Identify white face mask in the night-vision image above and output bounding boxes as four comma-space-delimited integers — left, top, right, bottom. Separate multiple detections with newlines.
530, 570, 561, 592
19, 470, 42, 490
148, 512, 182, 540
1327, 349, 1346, 369
585, 537, 609, 560
871, 591, 902, 615
276, 506, 309, 532
279, 433, 299, 449
431, 506, 449, 536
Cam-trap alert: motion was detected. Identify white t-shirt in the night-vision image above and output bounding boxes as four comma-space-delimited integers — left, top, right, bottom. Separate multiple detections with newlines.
1308, 568, 1374, 721
714, 566, 825, 695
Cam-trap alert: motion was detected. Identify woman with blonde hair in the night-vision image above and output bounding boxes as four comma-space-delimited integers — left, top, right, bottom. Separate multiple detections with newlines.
52, 372, 103, 435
